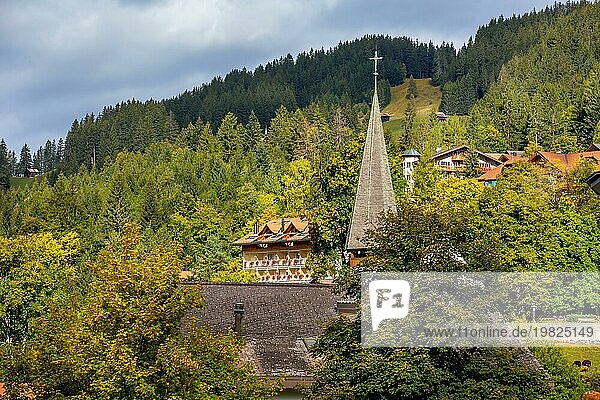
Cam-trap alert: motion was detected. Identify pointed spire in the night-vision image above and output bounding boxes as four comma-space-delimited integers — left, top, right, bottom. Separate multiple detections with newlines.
346, 51, 396, 252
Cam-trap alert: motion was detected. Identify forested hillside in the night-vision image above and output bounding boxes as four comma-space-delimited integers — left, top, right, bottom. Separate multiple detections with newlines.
468, 1, 600, 150
49, 2, 600, 177
163, 35, 436, 129
438, 1, 593, 114
3, 2, 600, 397
38, 35, 434, 175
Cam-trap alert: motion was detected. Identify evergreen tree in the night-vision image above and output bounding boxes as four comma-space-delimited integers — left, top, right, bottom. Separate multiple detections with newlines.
56, 138, 64, 162
217, 112, 242, 160
406, 75, 418, 99
8, 150, 16, 176
18, 143, 32, 176
463, 150, 482, 178
401, 102, 416, 148
0, 139, 10, 188
244, 111, 262, 150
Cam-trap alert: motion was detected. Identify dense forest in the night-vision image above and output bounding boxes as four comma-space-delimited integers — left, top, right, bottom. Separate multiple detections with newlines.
438, 1, 596, 114
5, 2, 600, 179
163, 35, 436, 128
2, 1, 600, 398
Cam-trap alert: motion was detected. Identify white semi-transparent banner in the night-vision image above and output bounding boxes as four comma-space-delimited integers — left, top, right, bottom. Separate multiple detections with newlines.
361, 272, 600, 347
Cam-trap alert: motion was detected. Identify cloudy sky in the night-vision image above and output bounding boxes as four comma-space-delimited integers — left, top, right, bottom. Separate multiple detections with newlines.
1, 0, 557, 151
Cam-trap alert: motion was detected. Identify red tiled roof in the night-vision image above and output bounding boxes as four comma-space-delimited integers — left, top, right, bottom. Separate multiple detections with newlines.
499, 153, 521, 162
477, 158, 526, 182
529, 151, 600, 171
477, 150, 600, 182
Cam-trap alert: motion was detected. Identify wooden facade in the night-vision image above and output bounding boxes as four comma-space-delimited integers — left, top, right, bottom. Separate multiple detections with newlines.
233, 217, 313, 283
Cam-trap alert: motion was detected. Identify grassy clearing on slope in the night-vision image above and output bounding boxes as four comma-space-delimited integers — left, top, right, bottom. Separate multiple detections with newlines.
9, 177, 34, 187
383, 78, 441, 120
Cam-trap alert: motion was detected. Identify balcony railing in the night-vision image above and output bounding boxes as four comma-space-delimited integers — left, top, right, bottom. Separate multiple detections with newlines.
243, 258, 307, 269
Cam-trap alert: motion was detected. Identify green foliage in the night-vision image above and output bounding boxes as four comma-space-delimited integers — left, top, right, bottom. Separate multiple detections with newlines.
406, 75, 418, 99
305, 317, 556, 400
211, 259, 258, 283
164, 35, 428, 129
17, 143, 31, 176
0, 140, 9, 189
1, 225, 277, 399
170, 202, 233, 281
467, 3, 600, 149
310, 160, 598, 399
551, 134, 580, 153
62, 100, 180, 174
280, 158, 313, 215
463, 150, 482, 178
0, 231, 80, 345
439, 2, 592, 114
532, 348, 586, 399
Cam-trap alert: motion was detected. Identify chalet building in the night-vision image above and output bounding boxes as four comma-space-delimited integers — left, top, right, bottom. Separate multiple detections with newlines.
435, 111, 448, 122
528, 150, 600, 171
587, 143, 600, 151
24, 168, 40, 178
380, 112, 391, 123
233, 217, 313, 283
188, 282, 355, 399
477, 149, 600, 186
401, 149, 421, 188
477, 157, 525, 186
430, 145, 502, 177
346, 51, 397, 267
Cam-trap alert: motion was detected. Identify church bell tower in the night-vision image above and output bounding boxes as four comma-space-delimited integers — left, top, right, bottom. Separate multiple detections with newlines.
345, 50, 397, 266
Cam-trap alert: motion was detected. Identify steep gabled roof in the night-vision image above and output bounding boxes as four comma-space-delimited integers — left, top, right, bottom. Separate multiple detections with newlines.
430, 145, 469, 161
529, 151, 600, 171
187, 282, 340, 383
477, 158, 526, 182
346, 84, 396, 252
476, 151, 504, 166
586, 143, 600, 151
233, 217, 310, 246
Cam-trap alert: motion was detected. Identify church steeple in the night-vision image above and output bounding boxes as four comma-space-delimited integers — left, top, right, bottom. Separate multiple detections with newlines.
345, 51, 396, 256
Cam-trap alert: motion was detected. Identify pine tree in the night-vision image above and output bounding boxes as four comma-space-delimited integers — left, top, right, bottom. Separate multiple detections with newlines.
18, 144, 32, 176
406, 75, 418, 99
57, 138, 64, 163
0, 139, 10, 188
217, 113, 242, 160
401, 102, 416, 148
8, 150, 16, 176
244, 111, 262, 150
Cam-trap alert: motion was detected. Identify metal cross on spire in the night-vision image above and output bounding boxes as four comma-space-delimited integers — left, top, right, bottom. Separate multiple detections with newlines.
369, 50, 383, 79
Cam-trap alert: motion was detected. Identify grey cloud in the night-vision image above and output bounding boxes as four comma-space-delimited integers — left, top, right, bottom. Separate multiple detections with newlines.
1, 0, 557, 152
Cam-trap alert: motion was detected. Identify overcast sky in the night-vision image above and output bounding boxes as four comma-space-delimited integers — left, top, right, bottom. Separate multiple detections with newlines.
1, 0, 558, 152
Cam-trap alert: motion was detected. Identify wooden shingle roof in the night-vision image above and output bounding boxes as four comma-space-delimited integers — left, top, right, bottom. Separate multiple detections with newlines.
346, 85, 396, 251
187, 283, 340, 381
